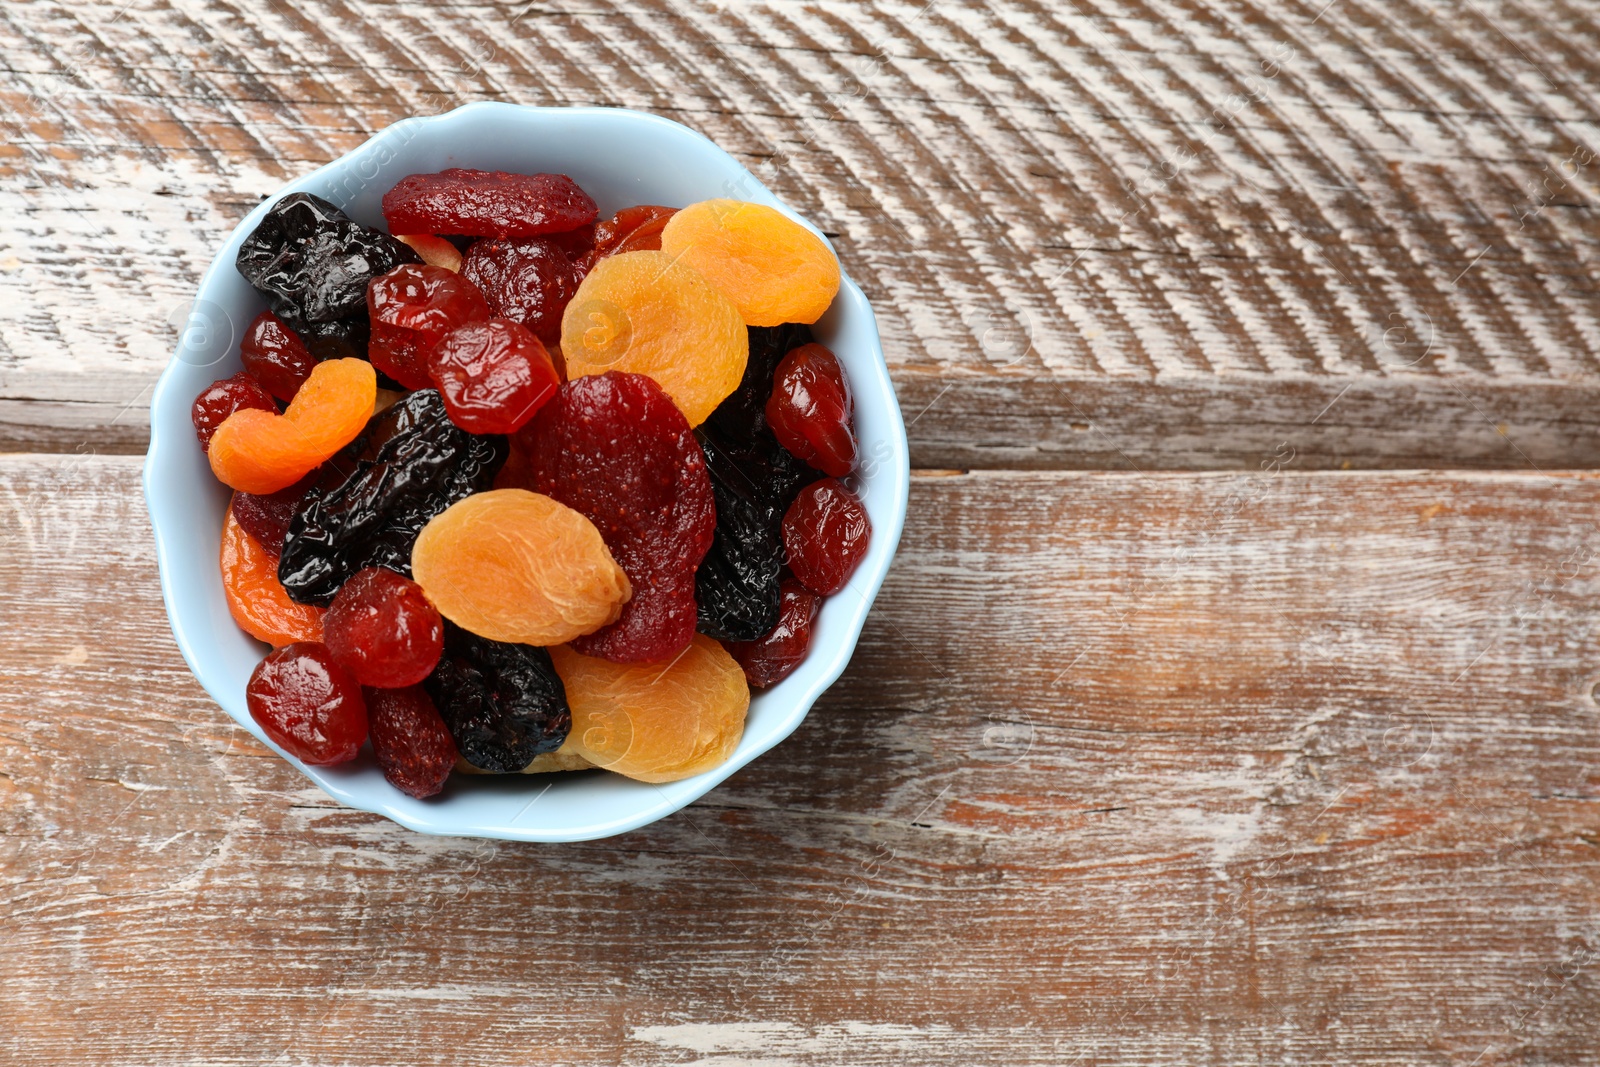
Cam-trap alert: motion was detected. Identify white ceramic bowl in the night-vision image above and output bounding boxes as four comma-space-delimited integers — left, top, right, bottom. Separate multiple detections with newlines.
144, 103, 909, 842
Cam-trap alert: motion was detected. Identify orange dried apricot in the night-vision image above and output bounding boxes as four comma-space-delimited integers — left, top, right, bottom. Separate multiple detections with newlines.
220, 502, 324, 647
659, 199, 840, 326
209, 358, 376, 494
549, 636, 749, 783
559, 250, 747, 427
410, 489, 631, 646
395, 233, 463, 272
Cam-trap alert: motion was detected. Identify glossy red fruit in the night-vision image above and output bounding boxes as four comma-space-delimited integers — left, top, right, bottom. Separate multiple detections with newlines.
427, 319, 559, 435
231, 471, 319, 562
322, 567, 444, 688
246, 642, 368, 764
576, 205, 677, 277
520, 372, 715, 663
367, 263, 490, 389
239, 310, 318, 402
766, 343, 856, 477
726, 576, 821, 688
192, 372, 276, 451
782, 478, 871, 596
382, 170, 598, 238
367, 686, 457, 799
461, 237, 578, 344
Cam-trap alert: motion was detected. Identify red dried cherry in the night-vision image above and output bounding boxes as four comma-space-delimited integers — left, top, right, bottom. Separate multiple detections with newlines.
367, 685, 457, 799
427, 319, 559, 435
782, 478, 871, 596
767, 343, 856, 477
246, 642, 368, 764
461, 237, 578, 344
367, 264, 490, 389
232, 470, 319, 561
382, 170, 598, 238
726, 576, 821, 688
192, 372, 276, 451
577, 205, 677, 276
239, 310, 318, 402
322, 567, 444, 688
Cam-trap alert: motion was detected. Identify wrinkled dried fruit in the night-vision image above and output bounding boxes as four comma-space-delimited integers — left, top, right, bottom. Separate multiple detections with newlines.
577, 205, 677, 276
237, 192, 417, 324
247, 642, 367, 764
560, 250, 747, 427
240, 310, 318, 402
462, 237, 578, 344
208, 358, 377, 494
382, 170, 598, 238
193, 373, 276, 452
428, 318, 559, 435
783, 478, 871, 596
280, 389, 505, 606
725, 577, 820, 688
551, 636, 748, 783
767, 342, 856, 477
367, 263, 491, 390
706, 323, 814, 441
367, 685, 457, 798
660, 199, 840, 326
395, 233, 463, 272
425, 622, 572, 772
411, 489, 631, 646
232, 470, 320, 562
323, 567, 444, 688
221, 503, 325, 647
520, 372, 715, 663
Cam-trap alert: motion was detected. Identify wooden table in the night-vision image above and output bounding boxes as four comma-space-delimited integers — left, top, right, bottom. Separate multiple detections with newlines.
4, 2, 1598, 1063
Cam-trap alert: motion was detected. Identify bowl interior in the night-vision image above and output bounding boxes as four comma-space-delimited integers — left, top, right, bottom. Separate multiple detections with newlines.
145, 104, 909, 842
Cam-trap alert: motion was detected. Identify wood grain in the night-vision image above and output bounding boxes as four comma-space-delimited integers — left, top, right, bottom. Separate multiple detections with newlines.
4, 455, 1598, 1065
3, 0, 1600, 467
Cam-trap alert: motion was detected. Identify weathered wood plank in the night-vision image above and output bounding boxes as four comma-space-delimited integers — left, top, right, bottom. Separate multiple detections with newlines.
3, 1, 1600, 466
3, 455, 1597, 1065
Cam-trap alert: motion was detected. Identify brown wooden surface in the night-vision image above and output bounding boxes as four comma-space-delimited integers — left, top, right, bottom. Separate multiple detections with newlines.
4, 1, 1600, 1064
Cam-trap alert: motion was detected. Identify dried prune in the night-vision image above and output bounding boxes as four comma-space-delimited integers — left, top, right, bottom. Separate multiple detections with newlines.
236, 192, 418, 325
783, 478, 871, 595
424, 622, 571, 773
232, 470, 320, 561
383, 170, 598, 238
767, 342, 856, 477
521, 372, 715, 663
192, 373, 276, 452
240, 310, 317, 402
279, 389, 505, 606
367, 686, 457, 798
247, 642, 367, 765
462, 237, 578, 344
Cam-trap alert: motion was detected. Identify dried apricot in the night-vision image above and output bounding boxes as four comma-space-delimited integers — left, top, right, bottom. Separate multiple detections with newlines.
208, 358, 376, 494
411, 489, 631, 646
660, 200, 840, 326
395, 234, 463, 273
221, 502, 325, 646
550, 636, 748, 783
560, 250, 747, 426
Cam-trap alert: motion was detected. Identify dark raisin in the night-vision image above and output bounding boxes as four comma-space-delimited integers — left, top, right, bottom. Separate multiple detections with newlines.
279, 390, 505, 606
236, 192, 418, 325
424, 622, 571, 772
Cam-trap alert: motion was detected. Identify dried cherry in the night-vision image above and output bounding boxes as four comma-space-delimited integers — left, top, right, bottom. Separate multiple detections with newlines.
367, 263, 490, 390
725, 576, 821, 688
766, 342, 857, 477
192, 373, 276, 452
382, 170, 597, 238
576, 205, 676, 276
462, 237, 578, 344
424, 622, 572, 773
783, 478, 871, 596
323, 567, 444, 688
367, 686, 457, 798
246, 642, 367, 765
240, 310, 317, 402
232, 470, 320, 561
427, 319, 559, 434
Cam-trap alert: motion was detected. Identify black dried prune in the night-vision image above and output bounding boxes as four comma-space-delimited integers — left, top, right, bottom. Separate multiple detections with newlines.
695, 323, 821, 641
279, 390, 504, 606
237, 192, 418, 325
424, 622, 571, 772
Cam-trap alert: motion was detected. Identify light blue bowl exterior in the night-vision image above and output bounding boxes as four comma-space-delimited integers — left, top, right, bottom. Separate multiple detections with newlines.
143, 103, 910, 842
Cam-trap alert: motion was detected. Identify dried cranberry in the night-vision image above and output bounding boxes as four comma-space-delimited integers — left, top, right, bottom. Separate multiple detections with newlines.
726, 577, 821, 688
367, 685, 457, 799
782, 478, 871, 596
576, 205, 677, 276
239, 310, 318, 402
427, 319, 559, 435
382, 170, 598, 238
246, 642, 368, 765
461, 237, 578, 344
519, 372, 715, 663
367, 264, 490, 389
192, 372, 276, 452
322, 567, 444, 688
766, 343, 857, 478
232, 470, 320, 561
